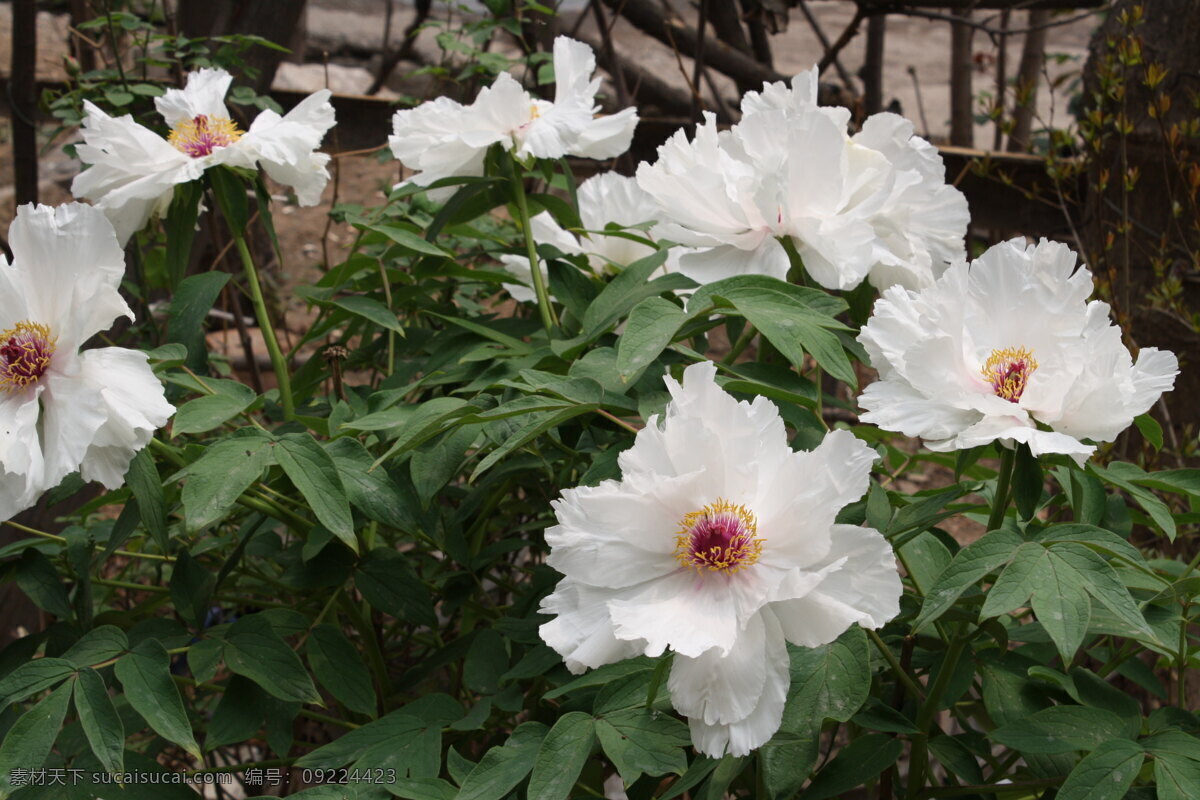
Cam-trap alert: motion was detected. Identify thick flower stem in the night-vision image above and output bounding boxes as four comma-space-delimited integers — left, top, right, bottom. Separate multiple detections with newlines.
986, 447, 1016, 532
509, 157, 559, 335
908, 635, 968, 799
232, 233, 296, 420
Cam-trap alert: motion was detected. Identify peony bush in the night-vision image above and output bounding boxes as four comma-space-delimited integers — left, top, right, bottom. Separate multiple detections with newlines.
1, 29, 1198, 800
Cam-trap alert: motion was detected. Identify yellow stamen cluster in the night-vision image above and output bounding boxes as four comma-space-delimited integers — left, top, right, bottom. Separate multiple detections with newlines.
674, 499, 764, 574
0, 321, 56, 392
981, 346, 1039, 402
167, 114, 243, 158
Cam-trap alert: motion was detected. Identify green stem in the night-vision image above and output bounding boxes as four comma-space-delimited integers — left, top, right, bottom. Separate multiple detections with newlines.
509, 156, 558, 334
908, 636, 968, 799
986, 447, 1016, 532
867, 629, 925, 702
722, 322, 757, 364
232, 233, 295, 419
2, 520, 175, 563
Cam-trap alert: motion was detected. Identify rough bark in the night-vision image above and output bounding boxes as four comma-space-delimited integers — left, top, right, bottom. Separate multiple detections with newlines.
1006, 9, 1048, 153
178, 0, 308, 93
11, 0, 38, 209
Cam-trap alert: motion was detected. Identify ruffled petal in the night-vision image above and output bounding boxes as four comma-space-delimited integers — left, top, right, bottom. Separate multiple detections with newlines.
680, 607, 790, 757
155, 68, 234, 126
6, 203, 132, 351
0, 388, 46, 521
74, 348, 175, 488
771, 524, 901, 648
239, 90, 336, 205
71, 101, 202, 244
545, 481, 682, 589
539, 578, 645, 674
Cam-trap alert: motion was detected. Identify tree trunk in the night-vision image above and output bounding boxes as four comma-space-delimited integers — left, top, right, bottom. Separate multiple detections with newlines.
178, 0, 308, 93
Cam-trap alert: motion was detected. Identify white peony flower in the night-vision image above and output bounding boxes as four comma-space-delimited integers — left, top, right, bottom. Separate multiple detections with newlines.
72, 68, 335, 244
498, 173, 680, 302
539, 361, 901, 757
0, 203, 175, 520
636, 69, 968, 292
390, 37, 638, 199
857, 238, 1179, 462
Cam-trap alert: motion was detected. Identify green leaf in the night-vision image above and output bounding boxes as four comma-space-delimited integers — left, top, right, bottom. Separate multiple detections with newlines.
581, 250, 672, 334
169, 550, 215, 629
386, 777, 457, 800
1029, 547, 1093, 662
167, 271, 231, 373
0, 680, 73, 798
14, 548, 72, 618
331, 295, 404, 335
979, 542, 1045, 618
760, 733, 819, 800
113, 639, 201, 759
991, 705, 1133, 753
61, 626, 128, 669
0, 658, 75, 705
275, 433, 356, 551
173, 379, 257, 434
915, 529, 1022, 630
125, 449, 169, 552
187, 637, 223, 685
1056, 739, 1143, 800
717, 282, 856, 387
1048, 542, 1155, 640
1012, 443, 1043, 520
457, 723, 547, 800
470, 403, 601, 481
595, 707, 689, 786
1154, 751, 1200, 800
164, 180, 204, 289
206, 675, 266, 750
615, 296, 685, 384
366, 223, 452, 257
305, 624, 377, 716
527, 712, 595, 800
208, 165, 250, 235
781, 627, 871, 735
181, 428, 276, 532
354, 548, 436, 626
928, 734, 984, 784
222, 614, 321, 704
1090, 461, 1177, 540
799, 734, 903, 800
296, 712, 426, 768
463, 629, 507, 695
326, 438, 421, 533
1134, 412, 1164, 451
73, 667, 125, 775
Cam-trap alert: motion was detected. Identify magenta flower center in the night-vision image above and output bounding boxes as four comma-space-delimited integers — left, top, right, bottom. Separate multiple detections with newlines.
982, 346, 1038, 403
0, 321, 55, 392
168, 114, 243, 158
674, 499, 763, 574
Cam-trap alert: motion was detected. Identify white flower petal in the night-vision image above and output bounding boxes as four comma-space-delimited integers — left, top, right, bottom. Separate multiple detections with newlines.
6, 203, 132, 350
675, 240, 789, 285
545, 481, 681, 589
239, 90, 336, 205
538, 578, 645, 674
771, 524, 901, 648
680, 607, 791, 757
71, 102, 200, 244
607, 569, 741, 658
0, 388, 46, 520
155, 68, 234, 126
74, 348, 175, 488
